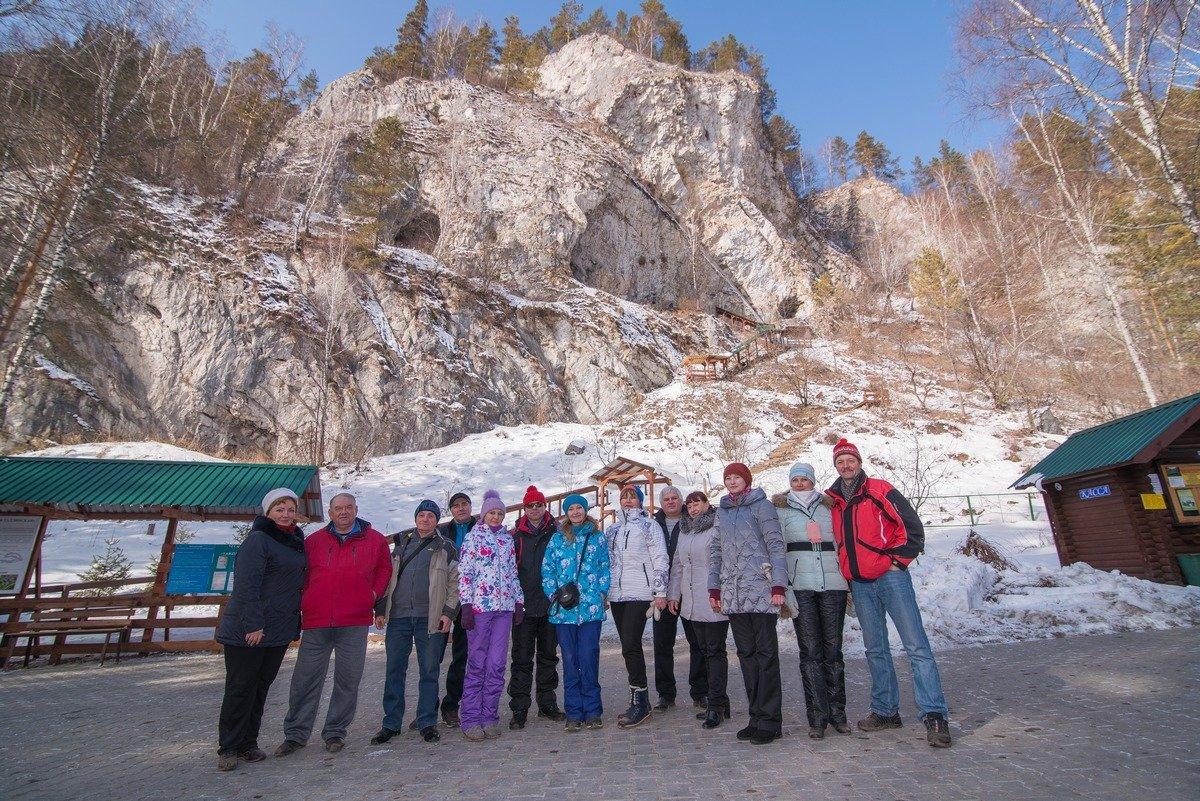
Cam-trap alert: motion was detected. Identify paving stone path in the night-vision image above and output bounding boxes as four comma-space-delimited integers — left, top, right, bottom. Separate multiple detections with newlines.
0, 628, 1196, 801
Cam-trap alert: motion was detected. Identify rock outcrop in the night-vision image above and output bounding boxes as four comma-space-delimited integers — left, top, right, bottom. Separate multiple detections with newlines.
7, 35, 840, 460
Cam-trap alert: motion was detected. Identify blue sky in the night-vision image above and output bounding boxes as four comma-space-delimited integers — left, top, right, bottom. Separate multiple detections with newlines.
200, 1, 1007, 181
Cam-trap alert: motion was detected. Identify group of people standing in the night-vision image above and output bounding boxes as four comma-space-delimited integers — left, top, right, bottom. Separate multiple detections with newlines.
213, 436, 952, 772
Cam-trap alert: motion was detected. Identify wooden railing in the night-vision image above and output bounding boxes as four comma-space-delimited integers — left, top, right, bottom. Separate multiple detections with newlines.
1, 575, 229, 667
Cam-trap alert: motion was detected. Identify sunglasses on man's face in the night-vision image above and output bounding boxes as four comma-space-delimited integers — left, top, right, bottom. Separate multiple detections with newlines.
527, 502, 545, 508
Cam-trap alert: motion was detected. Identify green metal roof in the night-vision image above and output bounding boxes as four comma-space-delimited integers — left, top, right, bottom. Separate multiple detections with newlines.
0, 457, 322, 519
1012, 391, 1200, 488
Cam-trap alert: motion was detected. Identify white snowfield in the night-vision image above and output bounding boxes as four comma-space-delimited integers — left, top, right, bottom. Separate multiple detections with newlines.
20, 370, 1200, 655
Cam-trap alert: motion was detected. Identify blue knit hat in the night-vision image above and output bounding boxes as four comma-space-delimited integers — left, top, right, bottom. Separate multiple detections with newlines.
620, 483, 645, 506
563, 493, 589, 513
414, 499, 441, 520
788, 462, 816, 484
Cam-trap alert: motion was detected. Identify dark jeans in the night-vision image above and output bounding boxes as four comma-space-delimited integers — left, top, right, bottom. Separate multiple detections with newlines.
729, 613, 783, 736
792, 590, 849, 727
218, 644, 288, 755
653, 608, 708, 702
439, 609, 468, 713
382, 617, 446, 732
610, 600, 651, 688
690, 619, 729, 711
508, 614, 560, 714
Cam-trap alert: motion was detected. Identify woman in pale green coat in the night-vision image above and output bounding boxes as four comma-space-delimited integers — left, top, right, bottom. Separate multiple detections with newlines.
773, 462, 850, 739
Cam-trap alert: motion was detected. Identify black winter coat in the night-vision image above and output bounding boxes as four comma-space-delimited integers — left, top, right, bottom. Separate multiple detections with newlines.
215, 516, 307, 648
513, 513, 558, 617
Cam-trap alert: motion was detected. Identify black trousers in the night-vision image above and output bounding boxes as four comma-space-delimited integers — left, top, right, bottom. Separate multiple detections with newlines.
792, 590, 849, 727
690, 619, 729, 710
729, 613, 783, 736
218, 643, 289, 755
507, 614, 560, 714
439, 609, 469, 713
652, 608, 708, 702
610, 600, 651, 689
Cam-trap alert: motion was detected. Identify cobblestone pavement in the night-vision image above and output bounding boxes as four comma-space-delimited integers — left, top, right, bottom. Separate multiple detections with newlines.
0, 628, 1196, 801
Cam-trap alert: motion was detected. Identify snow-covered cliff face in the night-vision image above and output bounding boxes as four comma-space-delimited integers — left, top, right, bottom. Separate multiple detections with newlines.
7, 35, 834, 460
536, 34, 844, 317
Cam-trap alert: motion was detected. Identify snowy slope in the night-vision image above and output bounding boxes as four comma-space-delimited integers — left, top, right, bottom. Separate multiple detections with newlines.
18, 337, 1200, 653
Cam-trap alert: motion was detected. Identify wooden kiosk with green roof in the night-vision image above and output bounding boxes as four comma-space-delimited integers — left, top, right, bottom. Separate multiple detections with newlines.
0, 456, 322, 667
1012, 391, 1200, 585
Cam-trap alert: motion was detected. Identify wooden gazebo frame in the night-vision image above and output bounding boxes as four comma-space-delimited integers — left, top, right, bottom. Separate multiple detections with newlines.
0, 457, 322, 667
589, 456, 673, 525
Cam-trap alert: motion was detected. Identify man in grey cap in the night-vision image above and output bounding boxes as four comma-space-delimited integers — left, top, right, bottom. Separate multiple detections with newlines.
652, 485, 708, 711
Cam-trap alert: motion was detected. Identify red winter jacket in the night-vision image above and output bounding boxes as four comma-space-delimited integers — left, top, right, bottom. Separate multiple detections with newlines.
826, 475, 924, 582
300, 518, 392, 629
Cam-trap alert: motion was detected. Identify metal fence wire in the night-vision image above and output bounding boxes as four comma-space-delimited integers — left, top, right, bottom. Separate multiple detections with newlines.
919, 492, 1046, 528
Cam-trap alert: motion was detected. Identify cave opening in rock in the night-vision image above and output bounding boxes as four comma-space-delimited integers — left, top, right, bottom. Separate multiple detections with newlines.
393, 211, 441, 252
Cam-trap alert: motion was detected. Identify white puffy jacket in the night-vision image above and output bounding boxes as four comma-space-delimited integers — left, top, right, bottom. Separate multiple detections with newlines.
606, 507, 669, 602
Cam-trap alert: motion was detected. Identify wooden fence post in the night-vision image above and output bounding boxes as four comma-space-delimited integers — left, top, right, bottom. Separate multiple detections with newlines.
141, 518, 178, 644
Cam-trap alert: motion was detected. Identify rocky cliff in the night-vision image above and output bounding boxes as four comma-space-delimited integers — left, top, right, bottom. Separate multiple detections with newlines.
7, 35, 838, 461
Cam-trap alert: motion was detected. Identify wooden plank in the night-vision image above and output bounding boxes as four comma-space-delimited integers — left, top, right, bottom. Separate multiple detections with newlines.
141, 518, 178, 644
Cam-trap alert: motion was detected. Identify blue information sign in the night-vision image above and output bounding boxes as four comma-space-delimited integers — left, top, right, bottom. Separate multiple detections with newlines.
1078, 485, 1112, 500
166, 544, 240, 594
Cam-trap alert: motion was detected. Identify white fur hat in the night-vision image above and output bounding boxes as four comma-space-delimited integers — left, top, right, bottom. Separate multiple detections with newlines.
261, 487, 300, 514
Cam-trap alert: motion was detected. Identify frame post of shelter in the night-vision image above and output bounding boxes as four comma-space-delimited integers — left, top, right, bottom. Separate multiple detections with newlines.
0, 514, 50, 669
140, 517, 178, 644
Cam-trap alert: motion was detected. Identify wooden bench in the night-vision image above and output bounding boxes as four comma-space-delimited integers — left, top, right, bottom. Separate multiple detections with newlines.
6, 616, 133, 667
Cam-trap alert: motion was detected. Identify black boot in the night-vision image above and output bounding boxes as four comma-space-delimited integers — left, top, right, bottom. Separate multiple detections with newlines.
618, 687, 651, 729
924, 713, 952, 748
701, 704, 725, 729
653, 696, 675, 712
697, 699, 730, 721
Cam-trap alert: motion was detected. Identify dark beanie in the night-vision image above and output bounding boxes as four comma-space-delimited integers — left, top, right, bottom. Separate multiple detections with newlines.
415, 499, 442, 520
448, 492, 471, 508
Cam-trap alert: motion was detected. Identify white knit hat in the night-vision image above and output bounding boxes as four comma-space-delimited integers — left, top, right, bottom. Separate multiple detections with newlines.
261, 487, 300, 514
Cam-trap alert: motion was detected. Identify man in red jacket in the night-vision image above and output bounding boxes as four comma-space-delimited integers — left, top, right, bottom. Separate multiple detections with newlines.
825, 438, 952, 748
275, 492, 391, 756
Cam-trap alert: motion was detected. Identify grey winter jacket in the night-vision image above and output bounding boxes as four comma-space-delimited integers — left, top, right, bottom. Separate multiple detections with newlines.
708, 488, 787, 615
606, 507, 669, 602
216, 516, 307, 648
667, 510, 727, 623
774, 492, 849, 594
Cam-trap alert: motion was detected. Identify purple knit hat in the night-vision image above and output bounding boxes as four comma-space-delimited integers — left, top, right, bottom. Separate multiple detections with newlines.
480, 489, 506, 517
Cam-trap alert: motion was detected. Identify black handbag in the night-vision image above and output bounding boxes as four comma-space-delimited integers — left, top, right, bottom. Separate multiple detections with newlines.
551, 530, 591, 612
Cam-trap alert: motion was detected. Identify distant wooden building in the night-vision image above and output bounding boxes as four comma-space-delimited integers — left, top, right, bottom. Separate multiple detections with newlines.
1012, 391, 1200, 585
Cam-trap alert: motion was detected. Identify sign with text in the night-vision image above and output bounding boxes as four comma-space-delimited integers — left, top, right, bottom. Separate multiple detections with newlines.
166, 544, 239, 595
0, 515, 41, 594
1078, 485, 1111, 500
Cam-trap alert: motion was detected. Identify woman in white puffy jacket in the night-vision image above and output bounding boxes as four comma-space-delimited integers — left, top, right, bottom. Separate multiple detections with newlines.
606, 483, 668, 728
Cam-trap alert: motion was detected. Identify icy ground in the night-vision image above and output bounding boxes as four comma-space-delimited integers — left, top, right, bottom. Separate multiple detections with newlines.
20, 337, 1200, 654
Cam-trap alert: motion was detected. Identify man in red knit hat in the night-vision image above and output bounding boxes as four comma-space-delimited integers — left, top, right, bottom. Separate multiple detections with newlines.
826, 437, 952, 748
507, 484, 566, 728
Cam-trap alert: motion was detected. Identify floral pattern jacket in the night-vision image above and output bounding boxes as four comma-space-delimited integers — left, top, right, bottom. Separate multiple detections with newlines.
540, 521, 610, 625
458, 522, 523, 613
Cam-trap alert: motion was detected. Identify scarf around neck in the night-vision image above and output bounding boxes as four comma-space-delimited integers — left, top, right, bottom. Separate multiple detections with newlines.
790, 489, 823, 508
838, 470, 865, 499
683, 507, 717, 534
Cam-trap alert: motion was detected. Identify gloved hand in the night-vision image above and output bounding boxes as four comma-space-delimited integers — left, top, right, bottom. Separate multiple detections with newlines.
513, 602, 525, 627
461, 605, 476, 631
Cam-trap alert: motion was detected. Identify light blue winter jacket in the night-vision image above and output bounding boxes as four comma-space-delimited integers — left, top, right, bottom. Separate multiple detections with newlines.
774, 491, 848, 594
540, 521, 610, 625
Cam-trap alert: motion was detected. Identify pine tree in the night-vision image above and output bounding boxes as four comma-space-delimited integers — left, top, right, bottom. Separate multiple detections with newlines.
613, 10, 631, 42
499, 15, 544, 91
765, 114, 810, 194
463, 21, 498, 84
549, 1, 584, 51
78, 536, 133, 596
345, 119, 416, 250
393, 0, 429, 79
658, 18, 690, 67
579, 7, 612, 35
852, 130, 901, 181
909, 248, 965, 328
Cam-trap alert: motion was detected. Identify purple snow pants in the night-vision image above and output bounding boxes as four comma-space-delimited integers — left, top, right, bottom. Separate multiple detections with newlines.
460, 610, 513, 731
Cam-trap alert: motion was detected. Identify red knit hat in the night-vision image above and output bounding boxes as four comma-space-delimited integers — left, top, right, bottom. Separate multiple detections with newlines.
723, 462, 753, 487
523, 485, 547, 505
833, 438, 861, 464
